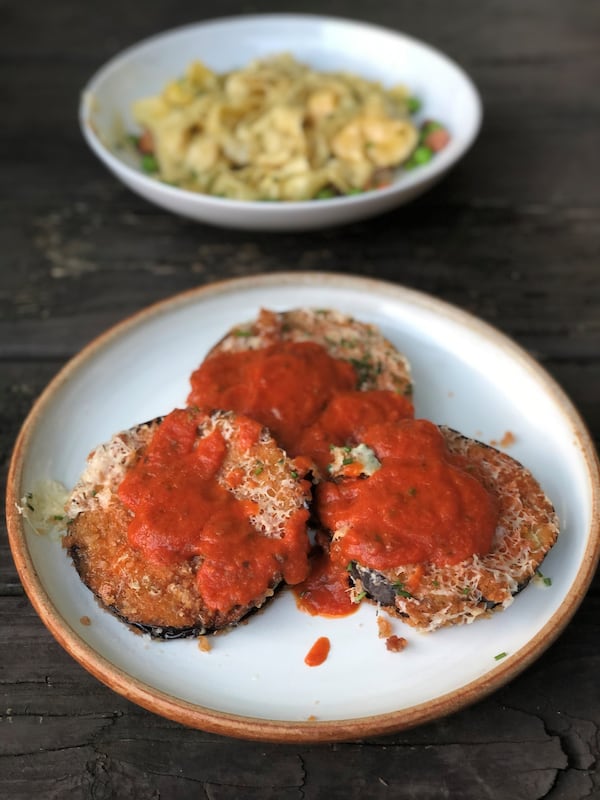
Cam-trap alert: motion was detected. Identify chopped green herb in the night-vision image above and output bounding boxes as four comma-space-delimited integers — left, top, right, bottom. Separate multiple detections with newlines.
407, 487, 417, 497
461, 587, 470, 596
353, 590, 367, 603
234, 328, 253, 338
536, 569, 552, 587
346, 561, 356, 573
342, 457, 354, 466
349, 355, 375, 384
253, 462, 264, 476
290, 470, 299, 479
494, 651, 508, 661
393, 581, 413, 599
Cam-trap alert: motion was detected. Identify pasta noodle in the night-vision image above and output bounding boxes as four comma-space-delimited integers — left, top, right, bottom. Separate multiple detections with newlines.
131, 54, 427, 201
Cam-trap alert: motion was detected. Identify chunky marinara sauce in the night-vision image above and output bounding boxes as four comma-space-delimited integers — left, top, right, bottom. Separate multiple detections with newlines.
295, 544, 359, 618
117, 408, 310, 613
294, 390, 415, 618
187, 341, 358, 454
317, 419, 498, 571
296, 389, 414, 473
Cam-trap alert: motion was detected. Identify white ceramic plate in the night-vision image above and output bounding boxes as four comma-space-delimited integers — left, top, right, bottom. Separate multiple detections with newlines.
79, 14, 482, 231
7, 273, 600, 742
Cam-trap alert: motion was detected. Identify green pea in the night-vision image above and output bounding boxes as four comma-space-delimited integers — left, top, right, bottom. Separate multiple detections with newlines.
315, 187, 336, 199
406, 96, 422, 114
140, 154, 159, 173
404, 146, 433, 169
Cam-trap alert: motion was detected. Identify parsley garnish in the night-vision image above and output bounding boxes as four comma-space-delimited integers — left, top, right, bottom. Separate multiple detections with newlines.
536, 569, 552, 587
393, 581, 413, 599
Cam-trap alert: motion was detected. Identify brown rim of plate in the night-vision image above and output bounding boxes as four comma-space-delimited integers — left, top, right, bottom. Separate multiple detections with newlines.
6, 271, 600, 743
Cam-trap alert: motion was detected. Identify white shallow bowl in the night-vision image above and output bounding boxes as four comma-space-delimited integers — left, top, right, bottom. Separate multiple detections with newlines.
79, 14, 482, 231
7, 273, 600, 742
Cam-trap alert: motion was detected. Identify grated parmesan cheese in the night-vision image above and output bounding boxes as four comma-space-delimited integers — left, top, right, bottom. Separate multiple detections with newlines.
210, 308, 413, 396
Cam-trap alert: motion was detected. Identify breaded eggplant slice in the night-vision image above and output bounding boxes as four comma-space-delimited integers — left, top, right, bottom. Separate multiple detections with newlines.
201, 307, 412, 395
328, 426, 559, 631
63, 410, 311, 638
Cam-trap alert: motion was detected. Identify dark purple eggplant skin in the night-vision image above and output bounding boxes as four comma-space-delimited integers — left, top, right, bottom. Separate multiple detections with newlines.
68, 542, 281, 639
68, 542, 209, 638
109, 610, 208, 639
349, 562, 398, 608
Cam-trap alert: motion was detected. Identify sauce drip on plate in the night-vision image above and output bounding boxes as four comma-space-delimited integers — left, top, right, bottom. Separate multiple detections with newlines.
304, 636, 331, 667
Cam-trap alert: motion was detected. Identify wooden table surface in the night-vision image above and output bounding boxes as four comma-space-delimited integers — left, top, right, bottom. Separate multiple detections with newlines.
2, 1, 599, 797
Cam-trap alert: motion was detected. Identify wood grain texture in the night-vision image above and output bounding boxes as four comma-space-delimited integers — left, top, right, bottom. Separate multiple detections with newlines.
1, 0, 599, 797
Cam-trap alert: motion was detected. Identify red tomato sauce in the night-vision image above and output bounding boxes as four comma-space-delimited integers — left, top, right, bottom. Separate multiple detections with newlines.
294, 546, 358, 618
296, 389, 414, 473
317, 419, 498, 570
117, 408, 310, 612
187, 341, 358, 454
304, 636, 331, 667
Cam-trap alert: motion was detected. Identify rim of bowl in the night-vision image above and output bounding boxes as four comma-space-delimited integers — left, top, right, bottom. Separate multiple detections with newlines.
78, 13, 483, 215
